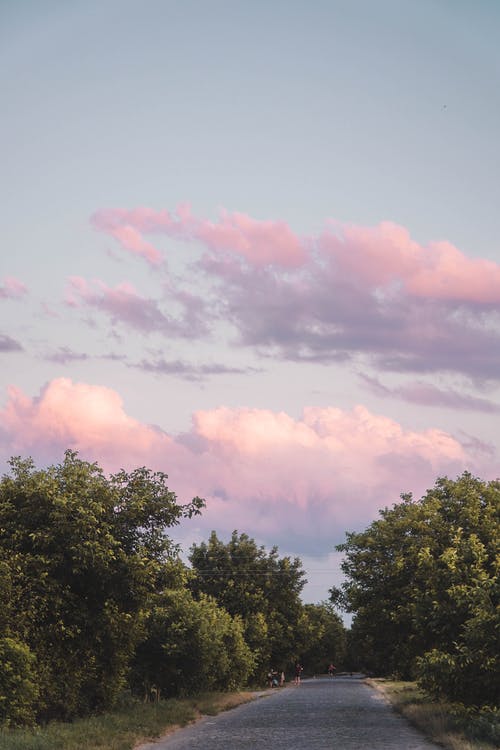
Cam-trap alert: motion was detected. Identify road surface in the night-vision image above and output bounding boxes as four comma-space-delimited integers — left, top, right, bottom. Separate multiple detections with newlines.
139, 676, 441, 749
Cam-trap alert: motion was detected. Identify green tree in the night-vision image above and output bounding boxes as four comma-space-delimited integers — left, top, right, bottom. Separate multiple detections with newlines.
296, 602, 346, 676
0, 637, 38, 727
131, 588, 253, 697
332, 473, 499, 706
0, 451, 204, 722
189, 531, 306, 678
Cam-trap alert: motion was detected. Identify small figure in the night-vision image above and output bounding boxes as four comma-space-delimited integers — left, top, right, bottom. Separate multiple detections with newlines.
328, 662, 336, 678
294, 662, 303, 685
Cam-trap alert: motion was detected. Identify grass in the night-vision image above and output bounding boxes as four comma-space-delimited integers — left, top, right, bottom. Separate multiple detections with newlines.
0, 691, 257, 750
367, 679, 499, 750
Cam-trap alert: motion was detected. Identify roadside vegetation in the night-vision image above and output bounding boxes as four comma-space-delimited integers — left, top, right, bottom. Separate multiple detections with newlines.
0, 452, 497, 748
369, 680, 499, 750
0, 691, 256, 750
332, 473, 499, 710
0, 451, 345, 731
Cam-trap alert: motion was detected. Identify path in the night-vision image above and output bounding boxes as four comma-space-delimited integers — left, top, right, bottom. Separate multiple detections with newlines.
139, 676, 441, 749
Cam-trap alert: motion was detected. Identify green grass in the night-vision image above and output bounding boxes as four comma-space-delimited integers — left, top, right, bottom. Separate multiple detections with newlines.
0, 692, 256, 750
368, 679, 499, 750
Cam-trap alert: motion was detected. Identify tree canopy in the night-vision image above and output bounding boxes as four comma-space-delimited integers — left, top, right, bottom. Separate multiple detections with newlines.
332, 472, 499, 707
0, 452, 348, 728
189, 530, 308, 676
0, 451, 204, 722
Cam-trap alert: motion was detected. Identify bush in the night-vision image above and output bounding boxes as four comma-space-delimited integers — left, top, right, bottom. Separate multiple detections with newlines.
0, 638, 39, 727
131, 589, 254, 698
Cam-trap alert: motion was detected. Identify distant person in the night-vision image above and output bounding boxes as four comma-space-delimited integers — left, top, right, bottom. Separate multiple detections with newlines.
328, 663, 336, 677
280, 670, 285, 686
294, 662, 303, 685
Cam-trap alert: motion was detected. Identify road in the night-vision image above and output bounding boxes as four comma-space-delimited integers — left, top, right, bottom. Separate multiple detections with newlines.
139, 676, 442, 749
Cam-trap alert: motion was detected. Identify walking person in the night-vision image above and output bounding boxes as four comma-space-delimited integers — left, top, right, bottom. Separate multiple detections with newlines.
294, 662, 303, 685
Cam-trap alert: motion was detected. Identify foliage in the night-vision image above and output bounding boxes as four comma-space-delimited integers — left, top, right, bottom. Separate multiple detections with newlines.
131, 588, 254, 697
295, 602, 346, 675
0, 638, 38, 727
0, 451, 204, 722
333, 473, 499, 706
370, 680, 500, 750
188, 531, 307, 678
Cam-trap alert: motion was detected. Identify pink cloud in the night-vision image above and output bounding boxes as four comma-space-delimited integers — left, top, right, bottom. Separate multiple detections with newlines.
196, 210, 306, 267
88, 206, 500, 380
108, 225, 163, 266
1, 379, 491, 553
91, 206, 307, 268
0, 379, 179, 472
0, 276, 28, 299
320, 222, 500, 303
92, 205, 500, 303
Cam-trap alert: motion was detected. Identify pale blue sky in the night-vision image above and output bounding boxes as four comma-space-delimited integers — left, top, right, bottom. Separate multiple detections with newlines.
1, 0, 499, 603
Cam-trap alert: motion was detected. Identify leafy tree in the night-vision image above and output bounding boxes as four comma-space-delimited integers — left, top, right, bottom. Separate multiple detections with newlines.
189, 531, 306, 677
295, 602, 346, 676
0, 451, 204, 722
332, 473, 499, 706
131, 589, 253, 697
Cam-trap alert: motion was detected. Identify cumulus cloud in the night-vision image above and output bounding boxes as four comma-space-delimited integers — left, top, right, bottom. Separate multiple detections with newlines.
0, 378, 179, 471
90, 206, 500, 381
0, 379, 491, 554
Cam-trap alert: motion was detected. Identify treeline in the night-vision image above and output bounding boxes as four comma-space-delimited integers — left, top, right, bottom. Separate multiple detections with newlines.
0, 452, 345, 727
332, 473, 499, 709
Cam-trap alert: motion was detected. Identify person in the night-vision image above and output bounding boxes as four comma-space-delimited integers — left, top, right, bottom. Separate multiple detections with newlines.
328, 662, 336, 677
294, 662, 303, 685
280, 670, 285, 687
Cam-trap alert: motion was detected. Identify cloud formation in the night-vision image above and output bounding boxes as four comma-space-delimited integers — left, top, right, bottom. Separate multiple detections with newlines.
360, 374, 500, 413
90, 206, 500, 381
0, 378, 491, 553
0, 276, 27, 299
65, 276, 209, 338
0, 334, 23, 352
92, 206, 306, 268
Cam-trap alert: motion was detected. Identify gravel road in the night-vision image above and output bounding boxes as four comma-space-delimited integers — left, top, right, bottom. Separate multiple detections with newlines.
139, 676, 441, 749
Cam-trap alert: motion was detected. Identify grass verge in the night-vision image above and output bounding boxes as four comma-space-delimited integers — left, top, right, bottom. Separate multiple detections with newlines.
0, 691, 257, 750
367, 679, 499, 750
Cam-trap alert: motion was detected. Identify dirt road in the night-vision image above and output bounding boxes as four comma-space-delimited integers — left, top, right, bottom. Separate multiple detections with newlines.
139, 676, 441, 749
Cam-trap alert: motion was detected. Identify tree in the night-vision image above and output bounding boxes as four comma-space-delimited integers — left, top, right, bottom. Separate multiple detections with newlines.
332, 473, 499, 706
131, 589, 253, 698
189, 531, 306, 678
0, 451, 204, 722
295, 602, 346, 675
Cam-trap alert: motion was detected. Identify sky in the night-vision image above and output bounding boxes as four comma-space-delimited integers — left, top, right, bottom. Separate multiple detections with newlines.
1, 0, 500, 606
